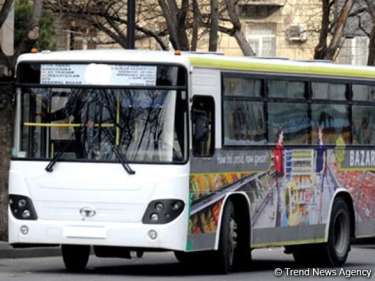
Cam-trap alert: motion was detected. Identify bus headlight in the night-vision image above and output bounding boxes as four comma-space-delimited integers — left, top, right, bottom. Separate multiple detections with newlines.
155, 202, 164, 211
150, 213, 159, 222
142, 199, 184, 224
9, 195, 38, 220
22, 210, 31, 219
18, 199, 27, 208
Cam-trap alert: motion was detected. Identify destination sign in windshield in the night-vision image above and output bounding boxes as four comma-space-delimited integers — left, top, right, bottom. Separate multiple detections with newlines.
40, 63, 157, 86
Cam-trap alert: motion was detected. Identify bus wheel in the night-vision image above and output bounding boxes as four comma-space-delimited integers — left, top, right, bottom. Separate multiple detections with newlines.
292, 197, 351, 267
326, 197, 351, 267
232, 204, 251, 271
62, 245, 90, 272
217, 200, 237, 274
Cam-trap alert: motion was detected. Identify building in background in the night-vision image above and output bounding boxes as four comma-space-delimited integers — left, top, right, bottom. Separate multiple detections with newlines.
214, 0, 320, 60
335, 1, 370, 65
49, 0, 370, 64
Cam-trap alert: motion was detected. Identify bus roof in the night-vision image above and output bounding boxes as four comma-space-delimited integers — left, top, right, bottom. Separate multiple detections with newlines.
17, 49, 191, 67
187, 55, 375, 79
17, 49, 375, 80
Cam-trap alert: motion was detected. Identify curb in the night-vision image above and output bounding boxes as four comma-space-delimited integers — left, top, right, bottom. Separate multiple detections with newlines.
0, 242, 61, 259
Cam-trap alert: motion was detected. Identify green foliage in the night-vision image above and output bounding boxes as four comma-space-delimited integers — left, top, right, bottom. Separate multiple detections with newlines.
15, 0, 57, 51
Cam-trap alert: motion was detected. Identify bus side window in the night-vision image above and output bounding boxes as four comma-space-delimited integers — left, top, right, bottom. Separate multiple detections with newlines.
192, 96, 215, 157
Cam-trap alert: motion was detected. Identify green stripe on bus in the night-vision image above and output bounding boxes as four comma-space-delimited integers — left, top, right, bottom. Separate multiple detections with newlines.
188, 57, 375, 79
252, 237, 326, 248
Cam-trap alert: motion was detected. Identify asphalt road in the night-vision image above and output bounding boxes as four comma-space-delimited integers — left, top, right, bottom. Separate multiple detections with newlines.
0, 245, 374, 281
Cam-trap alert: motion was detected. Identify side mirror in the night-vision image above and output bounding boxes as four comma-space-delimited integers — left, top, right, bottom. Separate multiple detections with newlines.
193, 109, 209, 142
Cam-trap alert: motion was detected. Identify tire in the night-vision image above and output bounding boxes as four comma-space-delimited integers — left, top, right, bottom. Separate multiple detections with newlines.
217, 200, 237, 274
232, 202, 251, 271
176, 200, 250, 274
175, 201, 237, 273
62, 245, 90, 272
326, 197, 351, 266
293, 197, 351, 267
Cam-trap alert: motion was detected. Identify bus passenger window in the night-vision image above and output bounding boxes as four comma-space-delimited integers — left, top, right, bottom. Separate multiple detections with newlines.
223, 101, 266, 145
223, 77, 262, 97
192, 96, 214, 157
268, 80, 306, 99
268, 102, 309, 145
311, 104, 350, 144
352, 106, 375, 144
353, 84, 375, 101
312, 82, 347, 100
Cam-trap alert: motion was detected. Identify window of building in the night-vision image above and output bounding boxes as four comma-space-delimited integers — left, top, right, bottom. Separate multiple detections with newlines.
246, 23, 276, 57
336, 37, 369, 65
69, 21, 98, 50
237, 5, 280, 18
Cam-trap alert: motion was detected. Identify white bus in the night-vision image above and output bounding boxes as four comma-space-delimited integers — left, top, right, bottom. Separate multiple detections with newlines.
8, 49, 375, 273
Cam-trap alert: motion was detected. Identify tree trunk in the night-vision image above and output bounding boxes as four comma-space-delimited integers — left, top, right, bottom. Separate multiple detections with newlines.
0, 0, 44, 241
224, 0, 255, 56
191, 0, 200, 51
14, 0, 44, 58
366, 0, 375, 66
209, 0, 218, 52
0, 0, 13, 27
233, 29, 255, 56
0, 87, 12, 241
158, 0, 179, 49
314, 0, 354, 60
367, 25, 375, 66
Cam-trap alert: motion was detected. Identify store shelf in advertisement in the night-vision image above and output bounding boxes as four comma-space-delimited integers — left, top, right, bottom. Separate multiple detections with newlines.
190, 173, 260, 215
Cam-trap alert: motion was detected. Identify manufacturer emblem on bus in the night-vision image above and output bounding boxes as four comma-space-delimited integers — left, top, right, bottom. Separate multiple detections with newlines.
80, 207, 96, 218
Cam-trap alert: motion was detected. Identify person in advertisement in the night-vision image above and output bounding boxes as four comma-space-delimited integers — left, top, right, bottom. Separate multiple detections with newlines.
274, 127, 285, 227
315, 126, 327, 223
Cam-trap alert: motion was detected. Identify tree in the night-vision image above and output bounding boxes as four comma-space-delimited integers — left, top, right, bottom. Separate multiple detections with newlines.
44, 1, 171, 50
319, 0, 375, 66
314, 0, 355, 60
15, 0, 57, 52
151, 0, 255, 54
223, 0, 255, 56
44, 0, 255, 55
0, 0, 45, 241
365, 0, 375, 65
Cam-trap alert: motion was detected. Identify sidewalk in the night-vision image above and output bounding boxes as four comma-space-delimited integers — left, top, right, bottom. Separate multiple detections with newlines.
0, 241, 61, 259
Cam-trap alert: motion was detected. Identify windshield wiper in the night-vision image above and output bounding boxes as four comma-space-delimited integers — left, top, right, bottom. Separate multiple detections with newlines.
45, 125, 136, 175
45, 127, 82, 172
101, 126, 136, 175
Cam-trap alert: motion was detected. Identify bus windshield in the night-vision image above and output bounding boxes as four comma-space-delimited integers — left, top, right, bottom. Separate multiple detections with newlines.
15, 87, 188, 163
